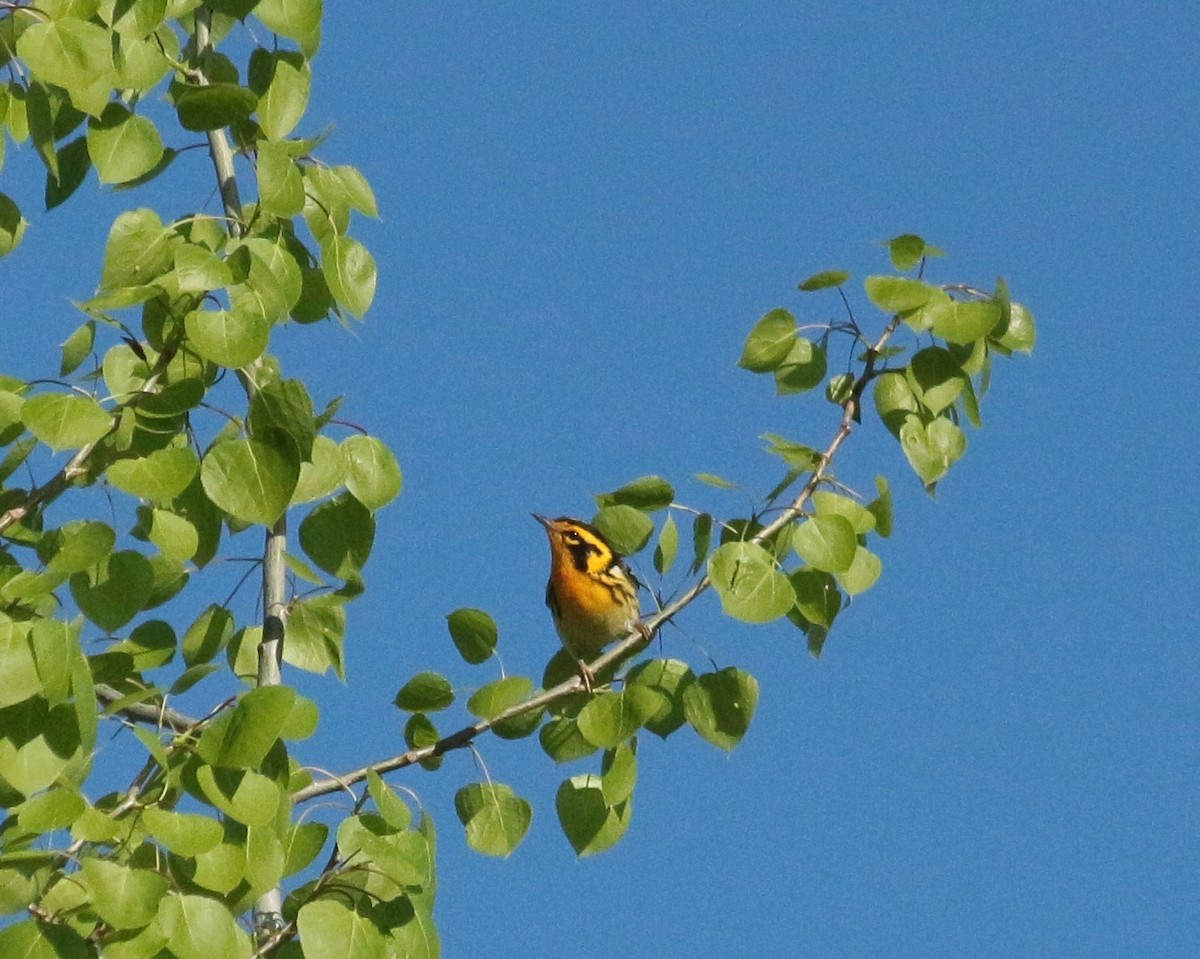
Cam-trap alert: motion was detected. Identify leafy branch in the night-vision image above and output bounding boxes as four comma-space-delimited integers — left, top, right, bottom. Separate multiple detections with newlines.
294, 308, 903, 803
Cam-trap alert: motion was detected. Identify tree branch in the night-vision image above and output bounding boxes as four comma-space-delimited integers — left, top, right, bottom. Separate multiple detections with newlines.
95, 684, 200, 733
193, 7, 244, 236
191, 6, 281, 935
292, 318, 902, 804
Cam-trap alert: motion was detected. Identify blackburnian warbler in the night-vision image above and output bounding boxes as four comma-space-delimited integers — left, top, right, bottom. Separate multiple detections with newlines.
533, 514, 650, 688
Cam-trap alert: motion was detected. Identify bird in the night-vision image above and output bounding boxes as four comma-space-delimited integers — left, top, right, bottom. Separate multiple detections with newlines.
533, 514, 651, 690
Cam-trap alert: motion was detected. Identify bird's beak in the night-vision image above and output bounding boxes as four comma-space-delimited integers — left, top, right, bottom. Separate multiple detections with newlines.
532, 513, 551, 529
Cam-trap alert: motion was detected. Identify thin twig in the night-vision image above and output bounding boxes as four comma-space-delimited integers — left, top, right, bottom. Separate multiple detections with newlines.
292, 317, 902, 804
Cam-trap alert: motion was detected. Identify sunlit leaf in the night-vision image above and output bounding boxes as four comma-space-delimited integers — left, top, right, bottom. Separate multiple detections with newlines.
683, 667, 759, 751
455, 782, 532, 858
739, 307, 796, 372
708, 541, 794, 623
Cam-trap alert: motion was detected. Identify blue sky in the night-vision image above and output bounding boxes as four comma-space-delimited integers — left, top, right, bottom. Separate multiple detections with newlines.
5, 2, 1199, 957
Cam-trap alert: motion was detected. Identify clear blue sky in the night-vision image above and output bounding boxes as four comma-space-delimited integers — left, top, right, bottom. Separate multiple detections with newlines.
5, 2, 1199, 957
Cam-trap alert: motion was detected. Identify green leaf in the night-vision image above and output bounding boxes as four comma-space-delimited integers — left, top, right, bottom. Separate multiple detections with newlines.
107, 446, 199, 503
826, 371, 855, 405
22, 393, 111, 450
329, 166, 379, 218
158, 892, 252, 959
201, 437, 300, 526
292, 434, 347, 504
594, 475, 674, 512
184, 307, 270, 368
29, 619, 76, 703
206, 685, 296, 767
591, 504, 653, 555
189, 839, 246, 895
446, 608, 498, 664
455, 782, 532, 858
17, 786, 84, 835
86, 103, 163, 184
322, 234, 377, 318
254, 0, 322, 48
909, 345, 967, 414
142, 807, 223, 856
181, 603, 234, 667
626, 658, 694, 739
394, 672, 454, 712
0, 191, 27, 257
708, 540, 795, 623
404, 713, 442, 770
108, 0, 168, 38
792, 515, 857, 573
175, 82, 257, 132
694, 472, 738, 489
788, 569, 841, 632
59, 321, 94, 376
763, 433, 821, 470
873, 370, 920, 436
884, 233, 942, 271
41, 520, 115, 573
296, 899, 385, 959
169, 662, 220, 695
689, 512, 713, 575
249, 48, 311, 141
99, 208, 172, 290
539, 716, 598, 763
774, 337, 827, 394
576, 687, 663, 748
493, 703, 545, 740
248, 378, 316, 460
80, 859, 167, 930
812, 491, 876, 534
299, 493, 374, 577
195, 765, 282, 826
114, 28, 174, 95
601, 741, 638, 805
864, 275, 935, 313
739, 307, 796, 372
683, 667, 759, 751
797, 269, 849, 291
342, 434, 402, 510
282, 597, 345, 678
172, 242, 233, 294
556, 774, 631, 857
16, 19, 113, 107
0, 623, 43, 708
365, 771, 412, 831
466, 676, 533, 720
112, 618, 176, 670
867, 475, 894, 537
227, 239, 297, 323
927, 299, 1002, 344
835, 545, 883, 596
996, 302, 1036, 353
42, 133, 85, 211
256, 139, 305, 216
69, 549, 154, 630
0, 922, 90, 959
652, 513, 678, 575
899, 415, 967, 489
284, 822, 329, 879
134, 506, 199, 562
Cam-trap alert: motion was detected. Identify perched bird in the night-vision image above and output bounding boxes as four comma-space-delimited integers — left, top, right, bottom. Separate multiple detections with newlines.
533, 514, 650, 689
